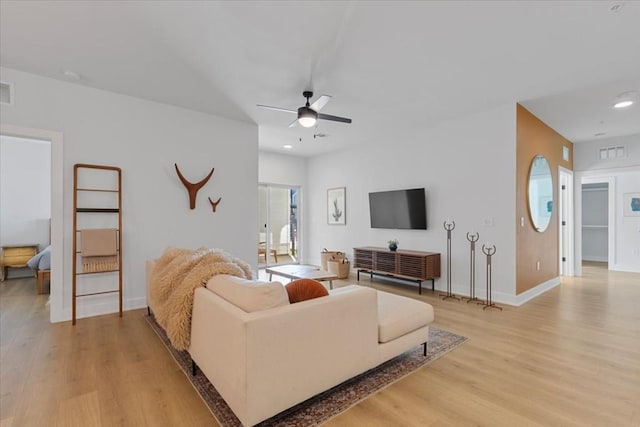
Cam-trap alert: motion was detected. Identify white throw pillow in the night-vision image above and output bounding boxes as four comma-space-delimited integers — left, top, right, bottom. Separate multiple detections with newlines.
206, 274, 289, 312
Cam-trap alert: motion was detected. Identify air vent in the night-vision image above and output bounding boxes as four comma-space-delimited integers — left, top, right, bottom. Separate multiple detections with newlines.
0, 82, 14, 105
609, 3, 625, 13
598, 145, 626, 160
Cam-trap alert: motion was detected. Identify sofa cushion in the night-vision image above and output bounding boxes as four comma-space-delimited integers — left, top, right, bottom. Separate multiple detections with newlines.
377, 291, 434, 343
206, 274, 289, 312
285, 279, 329, 303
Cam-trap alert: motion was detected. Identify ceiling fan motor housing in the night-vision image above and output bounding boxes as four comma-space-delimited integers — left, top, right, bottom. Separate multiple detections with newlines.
298, 106, 317, 118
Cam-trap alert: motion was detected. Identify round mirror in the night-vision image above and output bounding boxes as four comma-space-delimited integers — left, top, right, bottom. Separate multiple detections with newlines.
527, 155, 553, 232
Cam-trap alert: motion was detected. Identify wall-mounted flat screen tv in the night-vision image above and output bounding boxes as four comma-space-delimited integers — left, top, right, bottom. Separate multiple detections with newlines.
369, 188, 427, 230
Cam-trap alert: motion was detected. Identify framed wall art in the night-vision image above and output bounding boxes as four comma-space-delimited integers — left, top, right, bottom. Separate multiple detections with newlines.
623, 192, 640, 217
327, 187, 346, 225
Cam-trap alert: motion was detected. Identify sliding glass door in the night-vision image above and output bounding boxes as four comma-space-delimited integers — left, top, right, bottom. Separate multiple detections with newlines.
258, 184, 299, 268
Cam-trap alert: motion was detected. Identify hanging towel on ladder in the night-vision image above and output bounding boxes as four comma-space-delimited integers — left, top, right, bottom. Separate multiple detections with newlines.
81, 228, 118, 273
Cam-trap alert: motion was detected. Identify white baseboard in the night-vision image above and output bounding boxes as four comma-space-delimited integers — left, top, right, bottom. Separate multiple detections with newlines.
450, 277, 560, 307
507, 277, 561, 306
582, 255, 608, 262
611, 264, 640, 273
52, 297, 147, 323
449, 284, 515, 306
351, 272, 562, 307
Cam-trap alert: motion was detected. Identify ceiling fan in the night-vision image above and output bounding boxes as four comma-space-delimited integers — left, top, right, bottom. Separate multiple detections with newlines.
257, 91, 352, 128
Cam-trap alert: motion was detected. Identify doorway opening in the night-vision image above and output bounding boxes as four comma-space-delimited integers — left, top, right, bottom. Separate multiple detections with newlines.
1, 124, 63, 323
0, 135, 51, 320
258, 184, 300, 269
0, 135, 51, 286
581, 180, 612, 270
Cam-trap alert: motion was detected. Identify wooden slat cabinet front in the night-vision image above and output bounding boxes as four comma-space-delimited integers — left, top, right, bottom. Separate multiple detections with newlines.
353, 246, 441, 294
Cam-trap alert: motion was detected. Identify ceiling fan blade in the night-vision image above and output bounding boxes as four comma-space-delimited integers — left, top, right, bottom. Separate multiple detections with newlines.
310, 95, 331, 112
256, 104, 297, 114
318, 113, 352, 124
288, 118, 299, 128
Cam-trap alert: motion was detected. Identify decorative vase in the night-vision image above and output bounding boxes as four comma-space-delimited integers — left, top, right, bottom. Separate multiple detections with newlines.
389, 244, 397, 251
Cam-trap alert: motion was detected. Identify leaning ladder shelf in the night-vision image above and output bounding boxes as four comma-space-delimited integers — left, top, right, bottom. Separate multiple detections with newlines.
72, 163, 123, 325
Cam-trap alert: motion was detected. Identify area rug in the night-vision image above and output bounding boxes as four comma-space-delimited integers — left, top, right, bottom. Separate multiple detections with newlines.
146, 314, 467, 426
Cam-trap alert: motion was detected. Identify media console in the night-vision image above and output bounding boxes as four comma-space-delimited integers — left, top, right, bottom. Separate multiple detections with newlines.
353, 247, 441, 294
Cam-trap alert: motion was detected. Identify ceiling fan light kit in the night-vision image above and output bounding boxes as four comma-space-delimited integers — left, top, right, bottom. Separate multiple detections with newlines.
613, 100, 634, 109
297, 106, 318, 127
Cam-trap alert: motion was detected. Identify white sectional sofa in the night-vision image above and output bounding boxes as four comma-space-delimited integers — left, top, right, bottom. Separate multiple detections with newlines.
146, 262, 434, 427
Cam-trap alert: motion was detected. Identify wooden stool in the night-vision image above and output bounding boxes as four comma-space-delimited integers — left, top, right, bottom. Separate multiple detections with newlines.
37, 269, 50, 294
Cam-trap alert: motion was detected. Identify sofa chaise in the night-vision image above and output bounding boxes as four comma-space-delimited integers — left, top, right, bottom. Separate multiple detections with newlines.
146, 260, 434, 426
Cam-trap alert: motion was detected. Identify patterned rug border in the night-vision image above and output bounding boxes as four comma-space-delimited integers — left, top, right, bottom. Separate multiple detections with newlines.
146, 314, 468, 426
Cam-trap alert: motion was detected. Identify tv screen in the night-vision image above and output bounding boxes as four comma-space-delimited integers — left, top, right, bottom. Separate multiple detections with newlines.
369, 188, 427, 230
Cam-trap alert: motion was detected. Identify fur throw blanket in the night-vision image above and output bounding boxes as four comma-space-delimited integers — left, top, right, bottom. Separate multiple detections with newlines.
149, 247, 253, 350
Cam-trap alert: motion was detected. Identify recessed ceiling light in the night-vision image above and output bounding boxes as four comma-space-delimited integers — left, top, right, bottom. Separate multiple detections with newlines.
613, 100, 633, 109
283, 144, 293, 149
612, 90, 638, 109
63, 70, 82, 80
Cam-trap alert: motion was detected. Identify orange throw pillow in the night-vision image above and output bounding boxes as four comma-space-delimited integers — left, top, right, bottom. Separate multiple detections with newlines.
285, 279, 329, 303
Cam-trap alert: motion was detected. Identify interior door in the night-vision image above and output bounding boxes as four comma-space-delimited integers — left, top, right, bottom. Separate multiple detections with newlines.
258, 185, 299, 268
558, 168, 574, 276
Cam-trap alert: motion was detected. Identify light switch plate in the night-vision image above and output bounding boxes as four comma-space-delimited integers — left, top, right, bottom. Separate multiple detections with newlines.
483, 217, 494, 227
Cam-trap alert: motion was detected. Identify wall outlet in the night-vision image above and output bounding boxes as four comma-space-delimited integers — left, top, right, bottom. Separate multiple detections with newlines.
483, 217, 494, 227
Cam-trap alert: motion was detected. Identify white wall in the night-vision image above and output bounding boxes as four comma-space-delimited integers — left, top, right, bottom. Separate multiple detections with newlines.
574, 134, 640, 171
306, 104, 519, 303
0, 67, 258, 321
0, 136, 51, 245
614, 170, 640, 271
259, 151, 308, 187
0, 135, 51, 277
574, 134, 640, 273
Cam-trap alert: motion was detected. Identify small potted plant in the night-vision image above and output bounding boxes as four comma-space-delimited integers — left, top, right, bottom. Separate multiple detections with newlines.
387, 239, 399, 251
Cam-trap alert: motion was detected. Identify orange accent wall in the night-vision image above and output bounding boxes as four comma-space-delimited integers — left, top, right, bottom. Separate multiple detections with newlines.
516, 104, 573, 295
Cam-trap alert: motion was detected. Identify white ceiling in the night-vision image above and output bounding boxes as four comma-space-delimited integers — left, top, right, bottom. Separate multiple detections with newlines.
1, 1, 639, 157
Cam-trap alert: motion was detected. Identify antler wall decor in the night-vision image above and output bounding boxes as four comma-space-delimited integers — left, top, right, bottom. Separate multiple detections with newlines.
208, 197, 222, 212
174, 163, 214, 209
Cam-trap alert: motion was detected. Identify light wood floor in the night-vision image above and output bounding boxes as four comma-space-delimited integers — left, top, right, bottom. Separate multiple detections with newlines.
1, 263, 639, 426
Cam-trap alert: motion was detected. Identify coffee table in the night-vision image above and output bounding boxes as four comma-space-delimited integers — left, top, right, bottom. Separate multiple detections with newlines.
265, 264, 338, 289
